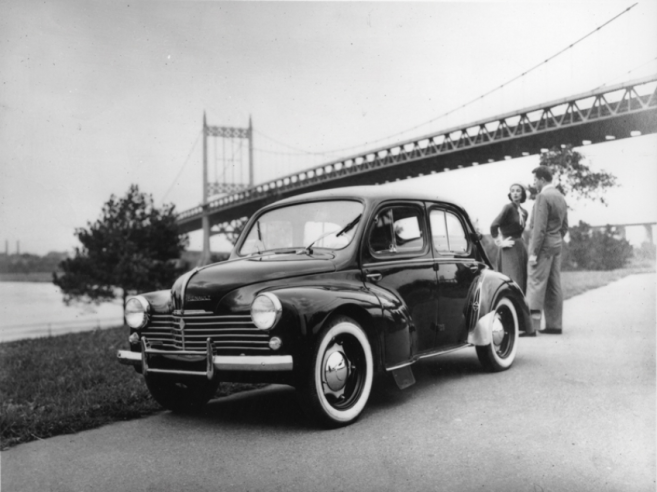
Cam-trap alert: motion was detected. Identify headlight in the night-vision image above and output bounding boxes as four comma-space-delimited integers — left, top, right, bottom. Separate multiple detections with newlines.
125, 296, 150, 329
251, 293, 282, 330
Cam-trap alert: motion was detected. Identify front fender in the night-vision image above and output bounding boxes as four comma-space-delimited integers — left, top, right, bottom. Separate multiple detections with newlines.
267, 284, 389, 371
269, 284, 382, 338
136, 290, 172, 313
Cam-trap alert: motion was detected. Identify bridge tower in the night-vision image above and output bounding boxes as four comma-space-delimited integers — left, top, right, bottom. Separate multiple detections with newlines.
200, 114, 253, 265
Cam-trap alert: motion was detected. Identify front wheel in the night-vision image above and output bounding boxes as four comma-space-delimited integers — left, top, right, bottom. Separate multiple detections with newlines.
145, 374, 220, 413
298, 316, 374, 428
476, 297, 519, 372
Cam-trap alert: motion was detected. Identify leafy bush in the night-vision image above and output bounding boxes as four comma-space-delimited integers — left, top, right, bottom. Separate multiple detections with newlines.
635, 241, 656, 262
568, 221, 633, 271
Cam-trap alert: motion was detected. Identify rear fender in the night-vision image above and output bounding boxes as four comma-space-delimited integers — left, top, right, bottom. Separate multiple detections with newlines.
467, 270, 530, 346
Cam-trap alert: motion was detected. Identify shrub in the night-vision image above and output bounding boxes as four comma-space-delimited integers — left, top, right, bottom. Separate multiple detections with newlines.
568, 221, 633, 270
635, 242, 656, 262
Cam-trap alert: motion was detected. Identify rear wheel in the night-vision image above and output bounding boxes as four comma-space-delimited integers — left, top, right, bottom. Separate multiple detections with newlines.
298, 316, 374, 427
145, 374, 219, 413
476, 297, 518, 372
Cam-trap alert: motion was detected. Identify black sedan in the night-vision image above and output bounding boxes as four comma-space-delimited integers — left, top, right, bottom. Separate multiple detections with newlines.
118, 185, 530, 427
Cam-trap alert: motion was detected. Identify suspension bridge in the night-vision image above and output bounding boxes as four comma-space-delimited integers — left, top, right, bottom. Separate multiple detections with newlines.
178, 75, 657, 240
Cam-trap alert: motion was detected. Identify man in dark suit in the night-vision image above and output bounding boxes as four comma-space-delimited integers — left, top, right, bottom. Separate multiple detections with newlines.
526, 166, 569, 335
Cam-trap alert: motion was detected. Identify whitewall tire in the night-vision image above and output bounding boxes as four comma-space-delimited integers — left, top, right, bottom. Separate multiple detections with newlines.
299, 316, 374, 427
475, 297, 519, 372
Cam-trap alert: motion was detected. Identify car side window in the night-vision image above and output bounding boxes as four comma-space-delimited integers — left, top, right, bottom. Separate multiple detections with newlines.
445, 212, 469, 253
430, 209, 469, 255
369, 206, 425, 256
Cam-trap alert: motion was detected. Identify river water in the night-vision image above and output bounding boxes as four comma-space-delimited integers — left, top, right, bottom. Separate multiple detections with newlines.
0, 282, 124, 343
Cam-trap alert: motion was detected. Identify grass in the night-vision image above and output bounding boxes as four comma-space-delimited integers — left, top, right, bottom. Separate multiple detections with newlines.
562, 261, 655, 300
0, 327, 263, 450
1, 262, 654, 450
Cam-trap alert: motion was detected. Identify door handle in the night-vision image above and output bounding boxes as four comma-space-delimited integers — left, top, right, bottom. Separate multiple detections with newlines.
366, 272, 382, 282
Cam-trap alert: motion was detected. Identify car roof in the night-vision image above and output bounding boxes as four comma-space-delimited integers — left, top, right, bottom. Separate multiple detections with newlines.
272, 183, 467, 210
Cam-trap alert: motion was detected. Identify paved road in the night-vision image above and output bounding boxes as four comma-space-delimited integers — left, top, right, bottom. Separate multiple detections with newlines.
3, 274, 655, 492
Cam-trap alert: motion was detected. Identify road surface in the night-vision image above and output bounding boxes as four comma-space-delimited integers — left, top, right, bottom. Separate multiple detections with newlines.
2, 274, 655, 492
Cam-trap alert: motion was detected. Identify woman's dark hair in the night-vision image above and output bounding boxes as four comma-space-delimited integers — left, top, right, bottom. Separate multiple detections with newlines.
508, 183, 527, 203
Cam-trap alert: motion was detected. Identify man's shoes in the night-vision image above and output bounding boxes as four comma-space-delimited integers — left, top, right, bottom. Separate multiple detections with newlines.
519, 331, 536, 337
539, 328, 562, 334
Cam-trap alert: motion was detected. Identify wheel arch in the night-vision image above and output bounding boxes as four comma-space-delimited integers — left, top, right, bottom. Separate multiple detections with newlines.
489, 282, 530, 333
322, 304, 385, 373
470, 270, 531, 335
500, 286, 531, 333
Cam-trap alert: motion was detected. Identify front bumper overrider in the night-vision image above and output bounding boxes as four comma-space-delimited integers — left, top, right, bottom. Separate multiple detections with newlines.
117, 337, 293, 379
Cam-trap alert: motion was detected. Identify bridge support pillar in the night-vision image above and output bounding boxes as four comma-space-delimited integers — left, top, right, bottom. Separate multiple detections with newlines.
645, 224, 654, 246
197, 113, 253, 266
199, 212, 211, 267
199, 113, 211, 267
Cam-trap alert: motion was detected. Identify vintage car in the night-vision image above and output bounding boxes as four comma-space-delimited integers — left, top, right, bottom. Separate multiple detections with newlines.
117, 185, 530, 427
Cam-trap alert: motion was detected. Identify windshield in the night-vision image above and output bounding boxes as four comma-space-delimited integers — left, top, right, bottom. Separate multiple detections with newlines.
239, 200, 364, 256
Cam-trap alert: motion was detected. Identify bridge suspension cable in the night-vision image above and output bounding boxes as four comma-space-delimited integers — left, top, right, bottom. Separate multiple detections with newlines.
593, 55, 657, 90
254, 2, 640, 160
162, 129, 201, 203
254, 129, 341, 158
254, 147, 337, 157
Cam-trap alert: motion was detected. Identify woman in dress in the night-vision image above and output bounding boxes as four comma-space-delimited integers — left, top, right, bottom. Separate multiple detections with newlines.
490, 183, 529, 293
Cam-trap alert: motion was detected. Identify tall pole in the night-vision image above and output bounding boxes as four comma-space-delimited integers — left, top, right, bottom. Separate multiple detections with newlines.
248, 115, 254, 187
200, 112, 211, 266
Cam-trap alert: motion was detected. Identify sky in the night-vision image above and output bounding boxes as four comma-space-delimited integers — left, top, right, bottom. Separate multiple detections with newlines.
1, 0, 656, 255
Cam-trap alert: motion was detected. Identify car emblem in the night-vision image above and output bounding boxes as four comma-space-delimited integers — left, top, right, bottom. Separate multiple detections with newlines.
187, 295, 211, 302
178, 318, 185, 331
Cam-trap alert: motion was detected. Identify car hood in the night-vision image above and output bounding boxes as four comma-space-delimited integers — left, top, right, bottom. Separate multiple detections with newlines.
173, 253, 336, 312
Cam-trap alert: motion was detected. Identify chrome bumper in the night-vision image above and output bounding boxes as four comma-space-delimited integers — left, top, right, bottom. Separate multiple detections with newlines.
117, 338, 293, 379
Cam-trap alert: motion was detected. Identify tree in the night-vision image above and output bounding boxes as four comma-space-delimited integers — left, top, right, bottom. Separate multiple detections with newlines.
214, 217, 249, 246
529, 145, 617, 204
53, 185, 187, 316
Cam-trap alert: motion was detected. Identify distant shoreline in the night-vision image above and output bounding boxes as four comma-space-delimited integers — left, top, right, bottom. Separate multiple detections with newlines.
0, 272, 54, 283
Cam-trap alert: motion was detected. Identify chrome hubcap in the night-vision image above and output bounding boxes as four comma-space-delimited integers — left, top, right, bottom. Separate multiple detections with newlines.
322, 342, 351, 398
491, 313, 505, 346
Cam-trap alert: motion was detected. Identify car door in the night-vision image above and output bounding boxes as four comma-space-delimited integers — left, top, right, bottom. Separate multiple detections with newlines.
428, 206, 481, 347
362, 202, 440, 355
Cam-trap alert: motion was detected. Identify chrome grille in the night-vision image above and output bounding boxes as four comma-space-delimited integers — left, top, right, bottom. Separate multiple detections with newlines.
145, 313, 270, 353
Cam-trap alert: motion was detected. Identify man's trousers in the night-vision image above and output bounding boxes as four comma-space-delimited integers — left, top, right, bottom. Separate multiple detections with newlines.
526, 251, 563, 330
